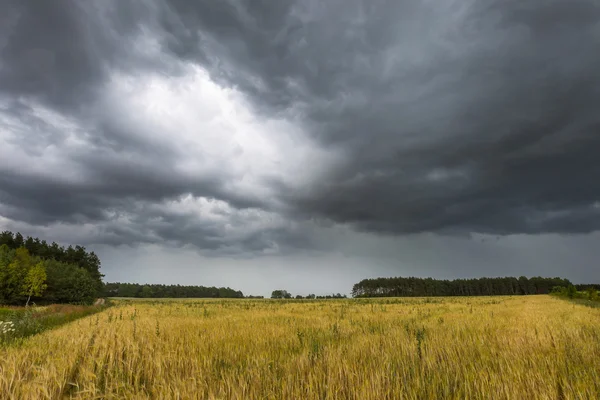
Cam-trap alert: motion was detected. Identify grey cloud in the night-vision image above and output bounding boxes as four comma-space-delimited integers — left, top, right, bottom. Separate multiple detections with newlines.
1, 0, 600, 261
0, 1, 109, 110
0, 0, 285, 253
157, 0, 600, 235
0, 155, 270, 224
0, 1, 181, 112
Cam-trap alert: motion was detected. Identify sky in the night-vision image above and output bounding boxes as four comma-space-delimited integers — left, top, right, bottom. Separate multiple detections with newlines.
1, 0, 599, 296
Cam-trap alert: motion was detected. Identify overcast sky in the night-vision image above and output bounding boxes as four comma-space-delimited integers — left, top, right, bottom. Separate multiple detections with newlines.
1, 0, 599, 296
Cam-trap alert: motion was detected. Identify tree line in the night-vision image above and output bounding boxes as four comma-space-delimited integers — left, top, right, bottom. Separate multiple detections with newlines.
1, 231, 103, 305
270, 290, 347, 299
575, 284, 600, 291
0, 245, 100, 305
351, 276, 573, 297
2, 231, 595, 303
103, 282, 244, 298
0, 231, 103, 290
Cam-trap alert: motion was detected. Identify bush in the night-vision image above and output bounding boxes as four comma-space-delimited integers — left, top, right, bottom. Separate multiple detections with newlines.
550, 286, 566, 295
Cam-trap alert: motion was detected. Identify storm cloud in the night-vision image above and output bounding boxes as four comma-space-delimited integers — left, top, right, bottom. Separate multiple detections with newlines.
1, 0, 600, 284
154, 0, 600, 235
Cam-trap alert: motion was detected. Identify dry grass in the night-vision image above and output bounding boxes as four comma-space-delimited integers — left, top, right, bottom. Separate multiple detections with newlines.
0, 295, 599, 399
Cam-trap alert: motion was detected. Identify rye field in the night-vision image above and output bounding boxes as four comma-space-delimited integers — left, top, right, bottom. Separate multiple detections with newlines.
1, 296, 599, 399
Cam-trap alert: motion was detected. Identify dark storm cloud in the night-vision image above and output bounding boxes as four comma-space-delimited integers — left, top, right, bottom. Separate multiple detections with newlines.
0, 0, 284, 252
156, 0, 600, 234
0, 1, 110, 110
0, 0, 178, 111
0, 154, 269, 226
1, 0, 600, 257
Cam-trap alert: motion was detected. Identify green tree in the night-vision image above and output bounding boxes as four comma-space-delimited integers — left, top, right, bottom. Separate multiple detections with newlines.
141, 285, 154, 298
0, 245, 14, 303
271, 290, 292, 299
22, 262, 48, 306
44, 260, 98, 305
0, 231, 103, 298
3, 247, 33, 304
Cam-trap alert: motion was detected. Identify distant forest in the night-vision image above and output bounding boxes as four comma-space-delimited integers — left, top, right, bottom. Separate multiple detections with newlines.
575, 284, 600, 291
0, 231, 103, 305
104, 282, 244, 298
2, 231, 597, 303
352, 276, 573, 297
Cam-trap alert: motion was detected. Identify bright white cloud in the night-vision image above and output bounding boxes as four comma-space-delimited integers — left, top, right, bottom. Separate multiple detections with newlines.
102, 65, 335, 202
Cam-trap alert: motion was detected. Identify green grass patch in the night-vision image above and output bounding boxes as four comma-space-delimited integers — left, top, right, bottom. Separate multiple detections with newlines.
564, 298, 600, 309
0, 303, 110, 346
550, 287, 600, 308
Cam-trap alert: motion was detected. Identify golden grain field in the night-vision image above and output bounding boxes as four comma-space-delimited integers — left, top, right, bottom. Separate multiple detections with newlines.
1, 296, 599, 399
